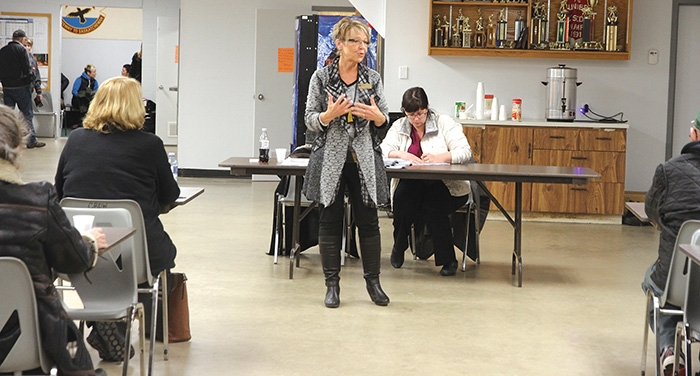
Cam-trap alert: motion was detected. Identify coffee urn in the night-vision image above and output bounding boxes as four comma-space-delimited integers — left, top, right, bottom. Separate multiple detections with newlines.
542, 64, 582, 122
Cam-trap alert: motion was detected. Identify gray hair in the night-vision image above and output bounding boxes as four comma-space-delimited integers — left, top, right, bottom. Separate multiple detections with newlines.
0, 105, 28, 165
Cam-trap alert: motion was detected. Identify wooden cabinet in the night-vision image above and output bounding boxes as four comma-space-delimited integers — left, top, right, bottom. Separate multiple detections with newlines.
463, 122, 627, 215
463, 126, 483, 163
429, 0, 633, 60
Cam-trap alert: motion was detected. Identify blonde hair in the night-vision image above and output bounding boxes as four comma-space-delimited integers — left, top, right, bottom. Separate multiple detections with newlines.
332, 17, 370, 44
0, 105, 28, 165
84, 64, 96, 74
24, 38, 33, 47
82, 76, 145, 134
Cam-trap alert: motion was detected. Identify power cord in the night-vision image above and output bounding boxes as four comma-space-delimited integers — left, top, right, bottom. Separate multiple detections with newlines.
579, 104, 627, 123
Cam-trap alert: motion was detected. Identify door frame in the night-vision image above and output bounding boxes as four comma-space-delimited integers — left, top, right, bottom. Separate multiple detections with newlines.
666, 0, 700, 159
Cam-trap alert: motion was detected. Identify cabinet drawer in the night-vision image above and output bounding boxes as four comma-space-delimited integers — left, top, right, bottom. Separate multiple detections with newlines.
532, 150, 626, 183
578, 128, 626, 151
531, 182, 624, 214
533, 128, 578, 150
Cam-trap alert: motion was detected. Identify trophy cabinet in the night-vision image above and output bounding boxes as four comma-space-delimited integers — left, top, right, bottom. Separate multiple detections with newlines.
429, 0, 633, 60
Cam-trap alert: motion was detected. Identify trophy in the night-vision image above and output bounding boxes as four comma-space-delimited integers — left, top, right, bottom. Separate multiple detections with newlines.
462, 16, 473, 48
579, 0, 602, 50
442, 15, 450, 47
474, 9, 486, 48
433, 14, 444, 47
496, 8, 508, 47
486, 13, 497, 48
514, 11, 525, 45
453, 9, 466, 47
605, 6, 619, 51
530, 1, 548, 49
555, 0, 571, 49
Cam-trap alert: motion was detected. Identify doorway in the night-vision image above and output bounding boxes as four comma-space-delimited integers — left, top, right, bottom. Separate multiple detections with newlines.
668, 0, 700, 157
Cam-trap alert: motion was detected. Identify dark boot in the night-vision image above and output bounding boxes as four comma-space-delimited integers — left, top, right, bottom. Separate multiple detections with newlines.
319, 236, 341, 308
359, 235, 390, 306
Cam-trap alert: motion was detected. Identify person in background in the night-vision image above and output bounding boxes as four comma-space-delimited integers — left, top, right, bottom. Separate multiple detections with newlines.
642, 110, 700, 375
0, 104, 108, 376
0, 29, 45, 148
380, 87, 472, 276
71, 64, 99, 120
121, 63, 131, 77
129, 46, 142, 83
55, 76, 180, 360
22, 37, 42, 108
303, 17, 390, 308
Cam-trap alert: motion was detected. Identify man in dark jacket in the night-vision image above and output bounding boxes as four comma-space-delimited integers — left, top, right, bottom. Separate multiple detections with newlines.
643, 110, 700, 375
0, 29, 44, 148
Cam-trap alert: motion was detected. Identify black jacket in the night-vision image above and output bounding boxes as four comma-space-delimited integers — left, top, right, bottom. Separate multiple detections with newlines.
55, 127, 180, 275
0, 177, 97, 373
0, 41, 33, 88
646, 140, 700, 289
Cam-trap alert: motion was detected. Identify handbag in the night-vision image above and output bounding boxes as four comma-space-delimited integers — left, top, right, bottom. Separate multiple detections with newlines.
166, 272, 191, 342
144, 272, 191, 343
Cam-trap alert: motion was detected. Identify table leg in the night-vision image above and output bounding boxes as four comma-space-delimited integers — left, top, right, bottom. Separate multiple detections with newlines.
514, 182, 523, 287
289, 177, 303, 279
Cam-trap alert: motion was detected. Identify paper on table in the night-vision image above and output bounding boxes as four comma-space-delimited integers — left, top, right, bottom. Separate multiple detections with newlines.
384, 158, 412, 169
280, 158, 309, 166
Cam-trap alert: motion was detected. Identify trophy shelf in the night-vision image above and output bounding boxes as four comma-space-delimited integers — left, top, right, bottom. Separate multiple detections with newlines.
429, 0, 633, 61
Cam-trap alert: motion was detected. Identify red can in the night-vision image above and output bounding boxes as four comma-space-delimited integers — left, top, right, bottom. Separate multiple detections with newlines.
512, 98, 522, 121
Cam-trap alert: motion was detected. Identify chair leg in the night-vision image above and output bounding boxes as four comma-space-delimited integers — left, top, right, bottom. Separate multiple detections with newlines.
641, 291, 651, 375
653, 297, 662, 376
161, 271, 169, 362
410, 224, 417, 260
683, 322, 692, 376
122, 307, 135, 376
462, 205, 472, 272
137, 306, 146, 376
273, 199, 282, 264
148, 277, 159, 376
472, 203, 481, 265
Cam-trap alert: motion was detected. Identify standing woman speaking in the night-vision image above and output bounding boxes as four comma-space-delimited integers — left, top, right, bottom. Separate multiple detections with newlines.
303, 17, 390, 308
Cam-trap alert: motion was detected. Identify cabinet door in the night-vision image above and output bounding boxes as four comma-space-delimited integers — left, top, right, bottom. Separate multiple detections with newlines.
532, 150, 626, 183
533, 128, 578, 150
531, 182, 625, 214
578, 129, 627, 152
463, 126, 483, 163
481, 126, 533, 211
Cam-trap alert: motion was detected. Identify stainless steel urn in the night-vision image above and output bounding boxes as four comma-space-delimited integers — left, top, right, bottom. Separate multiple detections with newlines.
542, 64, 582, 122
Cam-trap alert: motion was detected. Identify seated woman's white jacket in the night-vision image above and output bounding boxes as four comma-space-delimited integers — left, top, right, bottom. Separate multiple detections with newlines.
380, 110, 472, 202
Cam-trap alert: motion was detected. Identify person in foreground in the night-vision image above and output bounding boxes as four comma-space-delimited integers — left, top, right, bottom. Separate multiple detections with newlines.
380, 87, 473, 276
55, 76, 180, 360
303, 17, 390, 308
643, 110, 700, 375
0, 104, 108, 376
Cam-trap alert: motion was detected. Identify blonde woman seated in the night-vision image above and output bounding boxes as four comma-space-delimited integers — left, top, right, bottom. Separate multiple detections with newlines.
380, 87, 472, 276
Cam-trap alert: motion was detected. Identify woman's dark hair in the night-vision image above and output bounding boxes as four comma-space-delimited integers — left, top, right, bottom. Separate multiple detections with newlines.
401, 87, 429, 113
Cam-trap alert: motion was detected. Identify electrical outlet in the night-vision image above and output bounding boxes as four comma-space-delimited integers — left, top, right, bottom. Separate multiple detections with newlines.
399, 66, 408, 80
648, 49, 659, 65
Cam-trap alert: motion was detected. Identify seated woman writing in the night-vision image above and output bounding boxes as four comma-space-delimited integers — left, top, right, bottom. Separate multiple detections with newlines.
380, 87, 472, 276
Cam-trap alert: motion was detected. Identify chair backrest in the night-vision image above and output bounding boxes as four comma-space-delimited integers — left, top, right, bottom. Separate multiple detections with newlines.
662, 220, 700, 307
0, 257, 52, 374
32, 92, 54, 114
60, 198, 154, 287
61, 206, 140, 309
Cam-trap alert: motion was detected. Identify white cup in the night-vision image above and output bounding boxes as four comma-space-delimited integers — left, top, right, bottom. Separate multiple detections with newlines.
275, 148, 287, 163
73, 215, 95, 233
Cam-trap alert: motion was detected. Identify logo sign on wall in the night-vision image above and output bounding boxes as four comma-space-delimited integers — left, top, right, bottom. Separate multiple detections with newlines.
62, 7, 104, 35
61, 6, 141, 40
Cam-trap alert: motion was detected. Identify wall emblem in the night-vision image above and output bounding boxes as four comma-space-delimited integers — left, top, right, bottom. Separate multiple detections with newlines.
62, 7, 106, 34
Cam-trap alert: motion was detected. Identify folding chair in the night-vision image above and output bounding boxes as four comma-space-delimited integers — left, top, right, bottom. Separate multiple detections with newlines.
641, 219, 700, 376
0, 257, 57, 376
62, 198, 168, 376
672, 227, 700, 375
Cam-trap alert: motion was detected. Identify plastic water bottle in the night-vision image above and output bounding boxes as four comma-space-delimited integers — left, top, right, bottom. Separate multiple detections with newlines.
168, 152, 178, 182
259, 128, 270, 163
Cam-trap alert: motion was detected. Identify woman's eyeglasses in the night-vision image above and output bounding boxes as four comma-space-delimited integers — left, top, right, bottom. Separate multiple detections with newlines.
405, 110, 428, 119
346, 38, 370, 48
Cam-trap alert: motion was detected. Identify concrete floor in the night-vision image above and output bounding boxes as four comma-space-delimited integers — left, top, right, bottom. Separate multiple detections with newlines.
19, 137, 662, 375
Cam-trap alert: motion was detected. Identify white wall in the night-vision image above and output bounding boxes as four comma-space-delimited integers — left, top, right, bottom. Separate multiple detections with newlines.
177, 0, 351, 171
382, 0, 670, 192
348, 0, 385, 37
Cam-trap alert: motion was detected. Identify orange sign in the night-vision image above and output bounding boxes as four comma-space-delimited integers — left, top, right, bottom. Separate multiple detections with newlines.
278, 48, 294, 73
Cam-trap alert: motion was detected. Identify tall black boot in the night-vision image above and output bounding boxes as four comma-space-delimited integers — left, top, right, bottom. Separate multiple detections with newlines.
359, 235, 390, 306
319, 236, 342, 308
